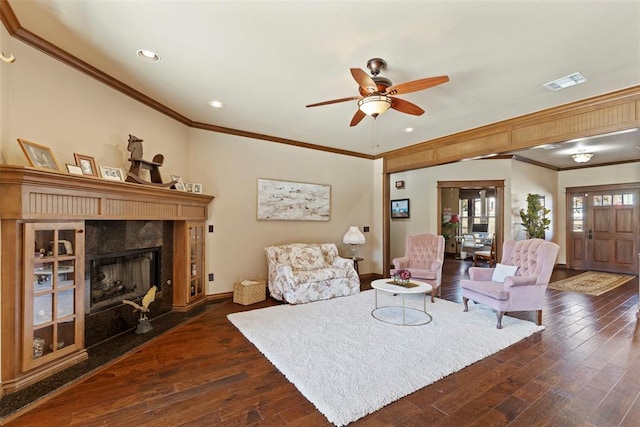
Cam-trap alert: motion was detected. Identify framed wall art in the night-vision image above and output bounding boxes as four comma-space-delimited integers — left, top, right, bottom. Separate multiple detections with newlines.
257, 178, 330, 221
391, 198, 410, 219
17, 139, 60, 171
74, 153, 98, 177
99, 166, 125, 182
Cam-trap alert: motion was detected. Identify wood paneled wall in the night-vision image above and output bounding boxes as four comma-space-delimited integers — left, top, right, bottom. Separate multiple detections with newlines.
382, 86, 640, 173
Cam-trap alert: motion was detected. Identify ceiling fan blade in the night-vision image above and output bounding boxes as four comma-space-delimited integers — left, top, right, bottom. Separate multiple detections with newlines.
391, 97, 425, 116
306, 96, 360, 108
350, 109, 366, 127
350, 68, 378, 94
384, 75, 449, 96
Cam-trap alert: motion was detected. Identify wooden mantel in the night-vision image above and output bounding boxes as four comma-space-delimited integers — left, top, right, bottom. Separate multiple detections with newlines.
0, 165, 214, 220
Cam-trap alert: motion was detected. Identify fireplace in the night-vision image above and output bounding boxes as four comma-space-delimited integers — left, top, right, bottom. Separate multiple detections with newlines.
86, 247, 160, 313
84, 220, 174, 347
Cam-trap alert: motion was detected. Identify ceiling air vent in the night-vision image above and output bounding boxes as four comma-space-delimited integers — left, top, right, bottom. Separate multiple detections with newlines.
543, 72, 587, 91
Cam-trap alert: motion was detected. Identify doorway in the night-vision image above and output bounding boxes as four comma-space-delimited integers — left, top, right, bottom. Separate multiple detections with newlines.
438, 180, 505, 262
567, 183, 639, 274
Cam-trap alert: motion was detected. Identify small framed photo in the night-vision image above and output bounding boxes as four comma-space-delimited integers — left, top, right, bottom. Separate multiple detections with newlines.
391, 198, 410, 219
192, 183, 203, 194
99, 166, 125, 182
17, 139, 60, 171
66, 164, 84, 175
171, 174, 186, 191
184, 183, 193, 192
74, 153, 98, 177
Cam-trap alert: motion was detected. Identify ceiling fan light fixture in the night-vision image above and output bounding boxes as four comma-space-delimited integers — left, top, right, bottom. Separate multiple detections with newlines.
358, 95, 391, 117
572, 151, 594, 163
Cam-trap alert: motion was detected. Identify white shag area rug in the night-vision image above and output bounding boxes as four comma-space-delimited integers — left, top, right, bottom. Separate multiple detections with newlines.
227, 289, 544, 426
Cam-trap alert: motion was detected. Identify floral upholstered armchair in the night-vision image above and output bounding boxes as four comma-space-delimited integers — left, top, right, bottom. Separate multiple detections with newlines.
264, 243, 360, 304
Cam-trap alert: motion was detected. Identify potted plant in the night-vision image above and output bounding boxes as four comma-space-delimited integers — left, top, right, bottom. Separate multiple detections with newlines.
519, 193, 550, 239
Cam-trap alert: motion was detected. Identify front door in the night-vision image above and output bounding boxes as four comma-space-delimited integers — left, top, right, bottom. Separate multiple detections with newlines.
567, 185, 639, 274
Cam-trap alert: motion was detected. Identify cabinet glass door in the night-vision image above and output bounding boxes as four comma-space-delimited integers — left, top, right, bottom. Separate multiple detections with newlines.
24, 223, 84, 370
188, 223, 205, 301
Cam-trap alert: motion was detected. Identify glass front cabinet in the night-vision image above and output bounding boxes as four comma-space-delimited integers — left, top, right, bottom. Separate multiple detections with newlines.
23, 222, 85, 371
173, 221, 206, 311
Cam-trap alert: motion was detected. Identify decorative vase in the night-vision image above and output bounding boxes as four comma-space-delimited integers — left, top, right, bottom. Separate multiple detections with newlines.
33, 337, 45, 358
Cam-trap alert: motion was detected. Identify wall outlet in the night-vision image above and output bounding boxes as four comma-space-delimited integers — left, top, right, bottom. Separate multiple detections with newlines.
208, 225, 214, 233
363, 226, 370, 232
208, 273, 214, 281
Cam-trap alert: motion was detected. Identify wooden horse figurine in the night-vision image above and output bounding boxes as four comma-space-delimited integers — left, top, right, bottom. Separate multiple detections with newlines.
125, 135, 177, 188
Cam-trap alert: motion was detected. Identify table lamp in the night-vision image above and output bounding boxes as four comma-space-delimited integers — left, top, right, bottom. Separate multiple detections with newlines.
342, 226, 366, 259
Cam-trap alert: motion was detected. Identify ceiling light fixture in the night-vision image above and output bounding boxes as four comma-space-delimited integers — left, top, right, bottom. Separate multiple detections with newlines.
136, 49, 160, 62
208, 100, 224, 108
572, 150, 594, 163
358, 95, 392, 117
403, 127, 415, 133
543, 72, 587, 91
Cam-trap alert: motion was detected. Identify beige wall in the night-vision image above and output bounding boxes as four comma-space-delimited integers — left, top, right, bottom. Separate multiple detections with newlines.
0, 34, 377, 296
0, 34, 189, 176
389, 159, 514, 262
510, 161, 558, 241
187, 128, 374, 293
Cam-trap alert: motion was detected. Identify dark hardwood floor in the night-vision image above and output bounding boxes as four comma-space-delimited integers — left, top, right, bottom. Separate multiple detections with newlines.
4, 258, 640, 426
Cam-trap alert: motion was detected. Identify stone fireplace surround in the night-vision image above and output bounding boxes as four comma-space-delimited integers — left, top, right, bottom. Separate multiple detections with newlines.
84, 220, 173, 347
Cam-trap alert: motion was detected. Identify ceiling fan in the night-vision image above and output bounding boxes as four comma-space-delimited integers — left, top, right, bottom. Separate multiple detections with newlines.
306, 58, 449, 127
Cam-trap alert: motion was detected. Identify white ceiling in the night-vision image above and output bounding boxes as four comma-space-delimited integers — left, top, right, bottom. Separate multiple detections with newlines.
8, 0, 640, 167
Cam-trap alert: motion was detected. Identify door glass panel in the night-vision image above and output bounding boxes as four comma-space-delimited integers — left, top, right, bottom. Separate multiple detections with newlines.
623, 193, 634, 205
57, 260, 75, 288
34, 293, 53, 325
57, 288, 75, 319
592, 195, 602, 206
34, 261, 54, 291
602, 195, 612, 206
613, 194, 623, 205
572, 196, 584, 232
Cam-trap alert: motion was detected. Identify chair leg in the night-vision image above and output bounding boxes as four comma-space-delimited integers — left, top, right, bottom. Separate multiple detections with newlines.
536, 310, 543, 326
431, 289, 435, 303
497, 311, 505, 329
463, 297, 469, 312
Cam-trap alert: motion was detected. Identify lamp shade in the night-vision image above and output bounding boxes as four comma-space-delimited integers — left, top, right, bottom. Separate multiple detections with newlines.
343, 226, 366, 245
358, 95, 392, 117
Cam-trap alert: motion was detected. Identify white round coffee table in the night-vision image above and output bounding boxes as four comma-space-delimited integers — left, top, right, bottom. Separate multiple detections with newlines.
370, 278, 433, 326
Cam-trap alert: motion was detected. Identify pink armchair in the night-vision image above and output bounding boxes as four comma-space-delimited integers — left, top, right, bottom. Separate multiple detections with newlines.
460, 238, 559, 329
391, 233, 445, 302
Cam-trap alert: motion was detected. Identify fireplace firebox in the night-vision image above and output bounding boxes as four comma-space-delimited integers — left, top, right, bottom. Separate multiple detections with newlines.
85, 247, 160, 313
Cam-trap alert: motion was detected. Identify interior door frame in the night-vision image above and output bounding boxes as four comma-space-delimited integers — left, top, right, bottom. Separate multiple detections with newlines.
436, 180, 505, 263
566, 182, 640, 274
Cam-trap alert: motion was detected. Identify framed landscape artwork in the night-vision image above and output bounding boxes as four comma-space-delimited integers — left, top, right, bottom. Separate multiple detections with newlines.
257, 178, 330, 221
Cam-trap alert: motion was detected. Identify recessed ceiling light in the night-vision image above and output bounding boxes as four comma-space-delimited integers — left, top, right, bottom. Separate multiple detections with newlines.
136, 49, 160, 62
403, 127, 415, 133
208, 100, 224, 108
543, 72, 587, 91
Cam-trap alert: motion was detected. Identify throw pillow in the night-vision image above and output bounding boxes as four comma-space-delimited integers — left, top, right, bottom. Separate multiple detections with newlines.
289, 246, 327, 270
491, 263, 518, 283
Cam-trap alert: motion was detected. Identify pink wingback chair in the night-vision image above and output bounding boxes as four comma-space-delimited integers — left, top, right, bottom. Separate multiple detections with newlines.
460, 238, 559, 329
391, 233, 445, 302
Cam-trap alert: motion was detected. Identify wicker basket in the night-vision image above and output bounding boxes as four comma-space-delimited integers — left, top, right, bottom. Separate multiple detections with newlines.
233, 279, 266, 305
